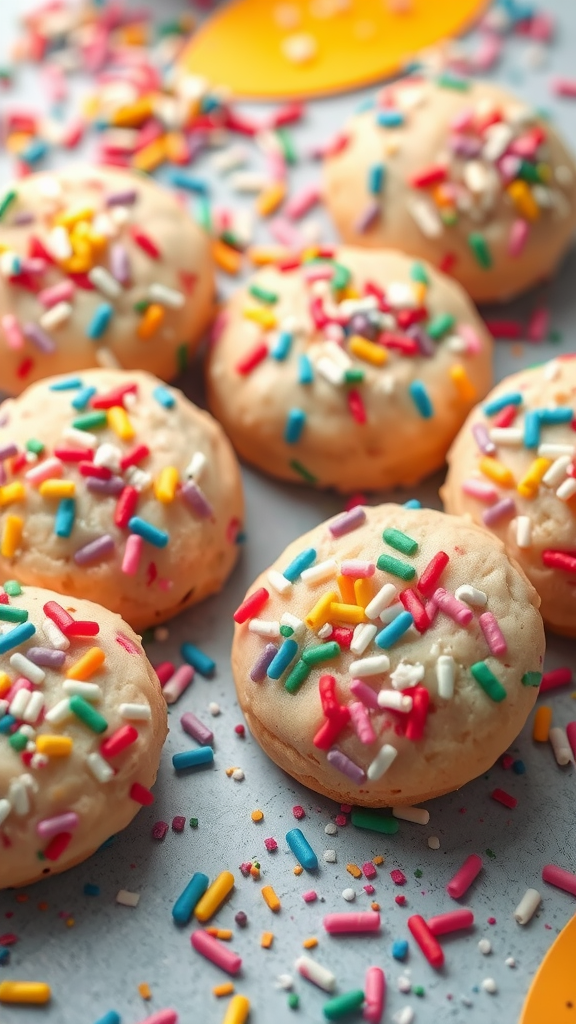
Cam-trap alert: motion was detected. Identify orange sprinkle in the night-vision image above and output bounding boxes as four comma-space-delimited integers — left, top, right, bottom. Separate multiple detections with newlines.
0, 673, 10, 698
261, 931, 274, 949
353, 578, 373, 609
251, 810, 264, 822
132, 136, 168, 173
137, 303, 165, 340
302, 937, 318, 949
118, 22, 148, 46
337, 574, 356, 605
165, 132, 190, 164
346, 863, 362, 879
261, 885, 281, 912
479, 456, 515, 488
213, 983, 235, 998
112, 95, 154, 128
66, 917, 75, 928
206, 928, 233, 941
293, 866, 303, 876
247, 246, 289, 266
213, 239, 243, 275
138, 983, 152, 1001
450, 364, 476, 403
66, 646, 105, 681
257, 182, 286, 217
372, 855, 384, 866
371, 902, 380, 912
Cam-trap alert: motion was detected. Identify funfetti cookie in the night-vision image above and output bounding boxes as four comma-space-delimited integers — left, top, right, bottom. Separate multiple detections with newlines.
0, 166, 215, 394
0, 583, 167, 889
323, 77, 576, 303
0, 369, 244, 631
232, 504, 545, 808
443, 357, 576, 637
206, 247, 492, 493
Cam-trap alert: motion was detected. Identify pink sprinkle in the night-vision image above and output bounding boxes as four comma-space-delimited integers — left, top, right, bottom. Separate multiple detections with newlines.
364, 884, 376, 895
471, 32, 503, 71
349, 678, 380, 711
432, 588, 473, 626
162, 665, 194, 705
293, 805, 305, 819
239, 862, 252, 877
172, 816, 186, 832
234, 724, 246, 737
284, 184, 321, 220
38, 280, 75, 308
269, 216, 303, 249
349, 702, 377, 745
484, 319, 523, 340
553, 77, 576, 98
458, 323, 483, 355
340, 560, 376, 578
303, 890, 318, 903
1, 314, 24, 350
334, 814, 348, 827
462, 479, 498, 503
121, 533, 143, 575
340, 804, 352, 813
25, 457, 63, 485
488, 917, 497, 925
152, 821, 169, 840
363, 862, 377, 880
479, 612, 507, 656
395, 895, 406, 906
508, 219, 530, 257
36, 812, 79, 839
390, 869, 407, 886
264, 837, 278, 852
527, 307, 550, 343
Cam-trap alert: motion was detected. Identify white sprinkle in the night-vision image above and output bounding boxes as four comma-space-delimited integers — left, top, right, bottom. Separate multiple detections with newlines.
0, 799, 11, 826
365, 583, 397, 620
232, 768, 245, 781
390, 662, 424, 691
325, 823, 337, 835
301, 559, 338, 584
543, 456, 572, 488
408, 195, 442, 237
455, 584, 487, 607
505, 957, 516, 968
516, 516, 532, 549
478, 938, 492, 955
549, 727, 573, 766
9, 689, 32, 719
388, 282, 416, 309
116, 889, 140, 908
436, 654, 455, 699
350, 623, 378, 656
86, 752, 115, 783
379, 602, 405, 625
63, 426, 98, 449
249, 619, 281, 638
46, 225, 72, 260
489, 427, 523, 446
482, 122, 513, 161
324, 849, 337, 863
317, 623, 333, 640
349, 654, 390, 677
268, 569, 292, 595
316, 356, 345, 386
211, 143, 248, 173
124, 466, 151, 492
295, 955, 336, 993
88, 265, 122, 300
460, 995, 473, 1008
22, 691, 44, 724
513, 887, 542, 925
45, 698, 71, 724
367, 743, 397, 781
481, 978, 497, 994
342, 888, 356, 902
184, 452, 207, 480
149, 282, 185, 309
538, 443, 575, 458
275, 973, 294, 990
40, 301, 72, 330
93, 443, 122, 472
41, 616, 70, 651
208, 702, 221, 716
377, 690, 413, 712
8, 777, 30, 816
10, 653, 45, 685
428, 836, 440, 850
280, 612, 306, 637
392, 806, 430, 826
397, 976, 412, 994
557, 478, 576, 501
63, 681, 102, 701
230, 170, 268, 193
95, 348, 122, 370
119, 703, 152, 721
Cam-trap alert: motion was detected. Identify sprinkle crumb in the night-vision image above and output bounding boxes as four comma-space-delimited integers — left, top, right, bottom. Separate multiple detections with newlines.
251, 809, 264, 822
478, 938, 492, 955
138, 983, 151, 1000
428, 836, 441, 849
342, 887, 356, 902
482, 978, 497, 994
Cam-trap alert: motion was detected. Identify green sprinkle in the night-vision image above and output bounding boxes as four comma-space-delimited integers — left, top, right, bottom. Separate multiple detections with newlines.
427, 313, 456, 340
468, 232, 492, 269
517, 159, 543, 183
414, 868, 423, 878
344, 368, 365, 384
413, 986, 425, 997
471, 662, 507, 702
351, 808, 399, 835
275, 127, 297, 164
323, 990, 365, 1020
410, 261, 429, 284
4, 580, 22, 596
285, 659, 311, 694
280, 624, 294, 637
69, 695, 108, 733
0, 189, 17, 220
440, 208, 458, 226
549, 329, 562, 344
0, 605, 28, 623
377, 553, 416, 581
189, 818, 199, 829
436, 73, 470, 91
157, 18, 188, 37
249, 284, 278, 305
9, 731, 28, 752
176, 343, 188, 375
288, 993, 300, 1010
133, 299, 151, 314
383, 527, 418, 556
290, 460, 317, 485
302, 641, 340, 666
220, 230, 242, 250
25, 438, 44, 456
195, 195, 212, 233
331, 262, 352, 292
486, 848, 496, 859
522, 671, 542, 687
72, 411, 107, 432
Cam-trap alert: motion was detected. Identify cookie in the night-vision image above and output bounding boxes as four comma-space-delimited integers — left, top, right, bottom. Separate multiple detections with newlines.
0, 166, 215, 394
232, 504, 544, 807
0, 369, 244, 630
0, 583, 167, 889
442, 356, 576, 637
323, 77, 576, 303
206, 247, 492, 492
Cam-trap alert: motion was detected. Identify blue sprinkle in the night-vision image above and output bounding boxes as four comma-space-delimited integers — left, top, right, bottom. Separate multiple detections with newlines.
409, 380, 434, 419
376, 110, 404, 128
286, 827, 318, 871
283, 547, 316, 582
285, 408, 306, 444
87, 303, 113, 340
84, 883, 101, 897
93, 1012, 121, 1024
0, 715, 16, 735
172, 871, 210, 925
0, 947, 10, 965
0, 621, 36, 655
267, 638, 299, 680
298, 353, 314, 385
356, 97, 376, 113
375, 612, 414, 649
368, 162, 386, 194
49, 377, 82, 391
128, 516, 169, 548
71, 386, 97, 411
523, 409, 541, 449
392, 939, 409, 961
403, 499, 421, 509
22, 138, 48, 165
483, 392, 523, 416
172, 746, 214, 771
512, 759, 526, 775
153, 384, 176, 410
538, 407, 573, 425
271, 330, 293, 361
97, 835, 117, 851
181, 642, 216, 677
55, 498, 76, 539
168, 170, 209, 195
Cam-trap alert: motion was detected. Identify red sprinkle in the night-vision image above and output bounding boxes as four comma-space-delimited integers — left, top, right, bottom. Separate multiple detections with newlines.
43, 600, 74, 632
540, 667, 573, 691
264, 837, 278, 852
405, 685, 430, 741
44, 832, 72, 862
100, 725, 138, 759
390, 869, 407, 885
172, 816, 186, 832
484, 319, 523, 340
233, 587, 269, 624
491, 788, 518, 809
120, 444, 150, 471
347, 389, 366, 424
62, 619, 99, 637
130, 782, 154, 805
292, 805, 305, 819
115, 486, 139, 529
399, 589, 430, 633
395, 895, 407, 906
236, 342, 268, 376
417, 551, 449, 596
409, 165, 447, 188
155, 662, 175, 686
542, 550, 576, 574
493, 404, 519, 429
234, 724, 245, 737
152, 821, 169, 840
408, 915, 444, 969
131, 227, 161, 259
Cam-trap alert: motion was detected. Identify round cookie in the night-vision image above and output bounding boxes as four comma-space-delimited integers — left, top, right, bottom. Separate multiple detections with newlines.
323, 77, 576, 303
206, 247, 492, 492
232, 504, 544, 807
0, 369, 244, 631
442, 356, 576, 637
0, 583, 167, 889
0, 165, 215, 395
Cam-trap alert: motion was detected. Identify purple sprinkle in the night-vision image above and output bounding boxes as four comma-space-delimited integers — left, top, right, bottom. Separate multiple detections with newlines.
181, 711, 214, 746
12, 212, 35, 226
86, 475, 125, 496
23, 322, 56, 354
407, 323, 434, 358
105, 188, 138, 207
250, 643, 278, 682
482, 498, 516, 526
0, 443, 18, 462
235, 911, 248, 927
354, 200, 380, 234
26, 647, 66, 669
328, 506, 366, 538
152, 820, 169, 840
472, 423, 496, 456
449, 134, 482, 158
181, 481, 214, 520
327, 748, 367, 785
349, 678, 380, 711
74, 534, 115, 566
110, 242, 131, 285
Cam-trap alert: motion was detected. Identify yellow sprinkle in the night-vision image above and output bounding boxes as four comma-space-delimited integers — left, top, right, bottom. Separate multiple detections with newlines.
257, 182, 286, 217
305, 590, 338, 631
348, 335, 387, 367
86, 231, 107, 257
0, 482, 26, 506
303, 937, 318, 949
517, 458, 551, 499
36, 735, 73, 757
55, 205, 95, 228
372, 855, 384, 865
137, 304, 165, 341
507, 180, 540, 221
251, 809, 264, 822
533, 705, 552, 742
154, 466, 179, 504
213, 239, 243, 275
353, 578, 373, 609
0, 673, 11, 697
261, 931, 274, 948
138, 983, 152, 1000
132, 136, 168, 173
330, 602, 366, 625
39, 480, 75, 499
6, 132, 33, 155
206, 928, 233, 941
195, 871, 235, 923
112, 95, 154, 128
450, 364, 476, 403
337, 574, 357, 604
243, 305, 277, 329
66, 646, 106, 681
479, 456, 514, 488
341, 286, 360, 300
107, 405, 135, 442
412, 281, 428, 305
221, 995, 250, 1024
346, 863, 362, 879
247, 246, 288, 266
0, 982, 51, 1005
1, 515, 23, 558
293, 865, 303, 875
61, 254, 92, 274
213, 982, 235, 998
261, 885, 281, 912
165, 132, 189, 164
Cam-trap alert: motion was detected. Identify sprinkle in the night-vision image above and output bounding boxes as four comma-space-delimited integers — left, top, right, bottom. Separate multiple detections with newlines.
286, 828, 318, 871
366, 744, 398, 782
74, 534, 115, 565
128, 517, 168, 548
172, 747, 214, 771
302, 641, 340, 666
408, 380, 433, 418
468, 232, 492, 268
0, 982, 51, 1005
393, 806, 430, 825
0, 621, 36, 655
163, 666, 194, 705
323, 912, 380, 934
295, 956, 336, 993
540, 667, 572, 691
479, 457, 514, 488
542, 550, 576, 574
513, 889, 542, 925
328, 507, 366, 537
69, 696, 107, 733
250, 643, 278, 682
376, 554, 416, 581
267, 639, 298, 679
533, 705, 552, 742
483, 497, 516, 526
447, 854, 483, 898
542, 864, 576, 897
87, 303, 113, 340
283, 548, 317, 582
375, 612, 413, 648
261, 886, 281, 912
479, 612, 507, 656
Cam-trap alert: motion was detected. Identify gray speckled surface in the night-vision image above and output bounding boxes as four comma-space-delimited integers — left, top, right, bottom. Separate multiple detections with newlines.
0, 2, 575, 1023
